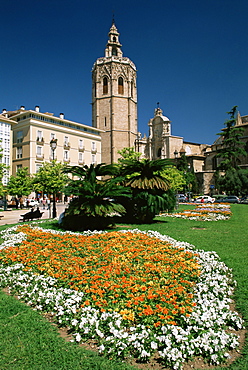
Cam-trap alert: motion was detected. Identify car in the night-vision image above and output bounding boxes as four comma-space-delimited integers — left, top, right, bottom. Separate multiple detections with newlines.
216, 195, 240, 204
194, 195, 215, 203
176, 194, 187, 202
240, 196, 248, 204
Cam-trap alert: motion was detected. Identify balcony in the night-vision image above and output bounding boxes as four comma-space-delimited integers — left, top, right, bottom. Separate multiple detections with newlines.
64, 142, 70, 150
78, 146, 85, 152
63, 158, 70, 163
91, 148, 97, 154
36, 154, 44, 160
36, 137, 44, 145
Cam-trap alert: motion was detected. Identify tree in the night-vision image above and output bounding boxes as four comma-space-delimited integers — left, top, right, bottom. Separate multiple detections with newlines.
218, 168, 248, 196
7, 167, 33, 197
62, 163, 131, 231
160, 166, 186, 192
176, 153, 198, 195
217, 106, 246, 170
32, 161, 68, 196
119, 158, 176, 223
117, 147, 141, 164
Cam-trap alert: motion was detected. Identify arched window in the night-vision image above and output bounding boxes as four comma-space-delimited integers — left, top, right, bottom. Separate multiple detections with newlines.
103, 77, 108, 94
157, 148, 162, 158
118, 77, 124, 94
112, 47, 117, 56
131, 80, 134, 98
113, 36, 116, 42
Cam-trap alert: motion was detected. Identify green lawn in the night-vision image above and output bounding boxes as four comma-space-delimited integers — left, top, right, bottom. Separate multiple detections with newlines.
0, 204, 248, 370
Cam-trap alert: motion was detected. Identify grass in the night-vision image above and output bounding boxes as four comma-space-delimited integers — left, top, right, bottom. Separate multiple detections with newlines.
0, 204, 248, 370
0, 291, 136, 370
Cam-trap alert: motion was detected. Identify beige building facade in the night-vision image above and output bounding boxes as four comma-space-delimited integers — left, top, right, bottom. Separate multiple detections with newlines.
4, 106, 102, 176
92, 22, 138, 164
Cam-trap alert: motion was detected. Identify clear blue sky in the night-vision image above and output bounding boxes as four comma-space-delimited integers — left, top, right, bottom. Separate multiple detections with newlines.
1, 0, 247, 145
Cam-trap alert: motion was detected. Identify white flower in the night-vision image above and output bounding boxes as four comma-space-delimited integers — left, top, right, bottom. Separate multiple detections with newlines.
75, 333, 82, 342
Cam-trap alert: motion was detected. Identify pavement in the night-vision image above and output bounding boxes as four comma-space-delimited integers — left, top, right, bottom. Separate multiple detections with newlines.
0, 203, 68, 226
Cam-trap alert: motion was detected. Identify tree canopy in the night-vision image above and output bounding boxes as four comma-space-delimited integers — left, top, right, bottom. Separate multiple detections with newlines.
7, 167, 33, 197
32, 161, 68, 195
217, 106, 246, 170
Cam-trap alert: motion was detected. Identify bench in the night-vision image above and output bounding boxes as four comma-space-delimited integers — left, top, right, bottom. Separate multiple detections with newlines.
20, 210, 44, 222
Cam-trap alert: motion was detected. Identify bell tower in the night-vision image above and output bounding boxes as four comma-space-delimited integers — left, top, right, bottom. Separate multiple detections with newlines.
92, 22, 138, 164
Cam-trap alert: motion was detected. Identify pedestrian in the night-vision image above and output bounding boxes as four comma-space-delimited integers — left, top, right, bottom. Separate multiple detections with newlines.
15, 197, 19, 209
19, 197, 24, 209
47, 198, 51, 210
42, 198, 46, 210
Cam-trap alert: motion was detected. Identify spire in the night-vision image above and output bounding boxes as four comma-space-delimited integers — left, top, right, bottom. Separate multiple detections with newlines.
105, 21, 123, 57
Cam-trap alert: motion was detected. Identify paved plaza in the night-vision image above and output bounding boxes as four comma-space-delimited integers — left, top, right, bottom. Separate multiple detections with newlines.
0, 203, 67, 226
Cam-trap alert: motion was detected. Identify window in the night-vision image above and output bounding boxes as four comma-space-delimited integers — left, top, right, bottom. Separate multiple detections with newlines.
79, 152, 84, 163
36, 164, 42, 173
118, 77, 124, 94
50, 133, 55, 140
64, 150, 69, 161
4, 138, 10, 153
17, 147, 22, 159
4, 155, 9, 166
17, 130, 23, 143
103, 77, 108, 94
16, 164, 22, 172
92, 141, 96, 151
36, 146, 43, 157
92, 154, 96, 164
64, 136, 69, 145
79, 139, 84, 149
131, 80, 134, 98
112, 47, 117, 56
37, 130, 42, 141
94, 82, 97, 97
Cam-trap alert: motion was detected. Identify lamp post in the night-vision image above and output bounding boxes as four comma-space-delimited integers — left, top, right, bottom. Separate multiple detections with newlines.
50, 139, 57, 218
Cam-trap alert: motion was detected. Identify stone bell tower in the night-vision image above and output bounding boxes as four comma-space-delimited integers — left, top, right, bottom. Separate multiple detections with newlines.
92, 21, 138, 164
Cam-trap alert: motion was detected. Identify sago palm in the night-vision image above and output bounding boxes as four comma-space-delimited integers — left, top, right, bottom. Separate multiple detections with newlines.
119, 158, 175, 223
121, 158, 171, 190
62, 164, 130, 231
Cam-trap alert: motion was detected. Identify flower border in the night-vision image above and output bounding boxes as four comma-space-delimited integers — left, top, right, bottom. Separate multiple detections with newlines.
0, 225, 244, 370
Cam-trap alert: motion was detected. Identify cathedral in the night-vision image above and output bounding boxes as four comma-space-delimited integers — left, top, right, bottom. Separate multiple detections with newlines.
92, 22, 216, 193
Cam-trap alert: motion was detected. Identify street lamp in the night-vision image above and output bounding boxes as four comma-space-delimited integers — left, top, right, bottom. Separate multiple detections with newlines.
50, 139, 57, 218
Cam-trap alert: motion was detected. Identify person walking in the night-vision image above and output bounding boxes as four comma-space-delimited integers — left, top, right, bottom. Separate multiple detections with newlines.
47, 198, 51, 210
15, 197, 19, 209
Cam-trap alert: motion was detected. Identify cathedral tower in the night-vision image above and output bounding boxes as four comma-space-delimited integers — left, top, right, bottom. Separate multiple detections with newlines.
92, 22, 138, 164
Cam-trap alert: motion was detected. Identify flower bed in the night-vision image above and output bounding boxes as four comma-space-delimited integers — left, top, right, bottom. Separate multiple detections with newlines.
0, 225, 243, 370
160, 204, 231, 221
